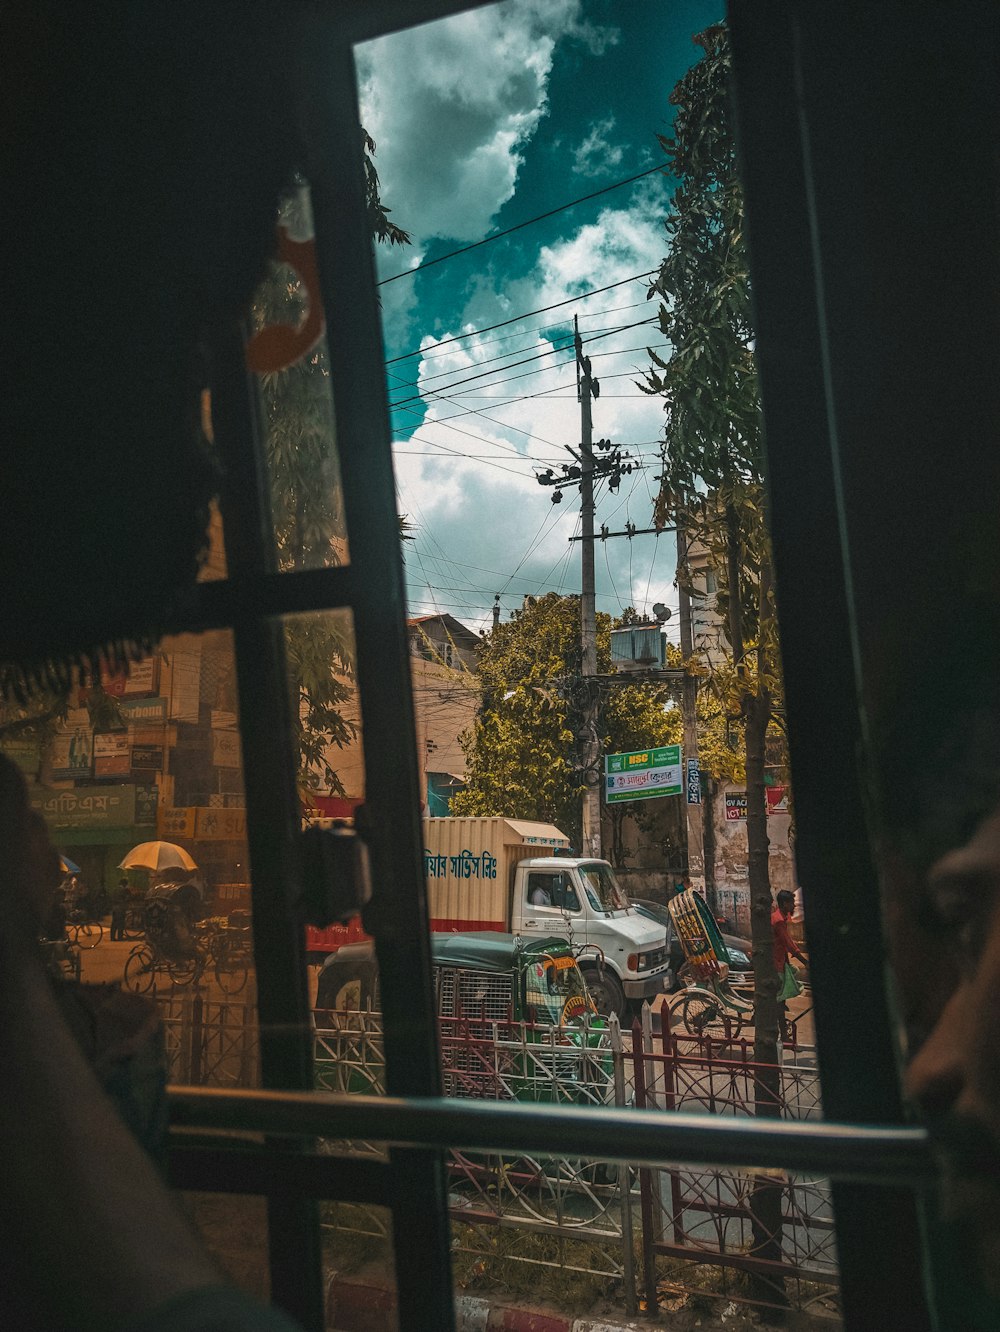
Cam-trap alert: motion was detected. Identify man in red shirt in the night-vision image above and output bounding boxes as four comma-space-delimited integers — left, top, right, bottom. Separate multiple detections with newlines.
772, 890, 808, 1039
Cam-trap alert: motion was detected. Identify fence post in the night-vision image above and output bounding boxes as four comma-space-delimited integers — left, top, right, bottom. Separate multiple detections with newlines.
640, 1002, 660, 1108
190, 989, 205, 1084
659, 1020, 685, 1246
179, 991, 196, 1083
609, 1015, 637, 1318
632, 1015, 658, 1316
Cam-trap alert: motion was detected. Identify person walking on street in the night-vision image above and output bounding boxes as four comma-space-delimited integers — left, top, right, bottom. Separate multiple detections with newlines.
110, 877, 129, 941
772, 889, 808, 1042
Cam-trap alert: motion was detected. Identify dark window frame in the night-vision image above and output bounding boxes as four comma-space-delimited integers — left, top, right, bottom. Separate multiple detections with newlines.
159, 4, 979, 1330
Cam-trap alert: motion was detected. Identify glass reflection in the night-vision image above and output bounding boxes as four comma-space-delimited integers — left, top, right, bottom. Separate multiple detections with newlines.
247, 184, 349, 572
0, 630, 260, 1087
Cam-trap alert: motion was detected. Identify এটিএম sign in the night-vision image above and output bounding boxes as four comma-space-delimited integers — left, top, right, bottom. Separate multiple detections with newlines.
604, 744, 683, 803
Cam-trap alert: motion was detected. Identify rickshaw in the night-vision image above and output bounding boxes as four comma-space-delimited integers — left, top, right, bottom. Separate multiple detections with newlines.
666, 889, 755, 1038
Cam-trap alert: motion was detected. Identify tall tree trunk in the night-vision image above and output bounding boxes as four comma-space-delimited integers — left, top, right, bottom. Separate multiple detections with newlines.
746, 550, 785, 1309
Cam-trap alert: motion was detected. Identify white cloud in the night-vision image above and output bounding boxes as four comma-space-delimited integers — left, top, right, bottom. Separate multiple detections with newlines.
357, 0, 613, 245
391, 198, 679, 632
572, 116, 625, 177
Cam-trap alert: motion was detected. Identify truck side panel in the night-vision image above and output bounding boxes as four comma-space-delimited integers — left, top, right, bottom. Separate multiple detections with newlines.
424, 816, 511, 930
307, 816, 566, 955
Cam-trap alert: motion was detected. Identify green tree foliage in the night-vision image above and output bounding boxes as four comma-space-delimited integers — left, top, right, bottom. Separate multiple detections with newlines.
452, 595, 680, 845
642, 23, 789, 1292
251, 138, 410, 794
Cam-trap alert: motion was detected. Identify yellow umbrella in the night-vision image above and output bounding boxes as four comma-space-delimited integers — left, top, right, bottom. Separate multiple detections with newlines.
119, 840, 198, 874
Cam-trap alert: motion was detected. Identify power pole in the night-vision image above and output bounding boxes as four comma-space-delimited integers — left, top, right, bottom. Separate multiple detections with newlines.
536, 324, 641, 857
676, 522, 708, 901
575, 316, 601, 858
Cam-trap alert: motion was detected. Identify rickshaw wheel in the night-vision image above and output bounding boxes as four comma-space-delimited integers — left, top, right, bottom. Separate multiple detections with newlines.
124, 945, 156, 994
679, 991, 744, 1040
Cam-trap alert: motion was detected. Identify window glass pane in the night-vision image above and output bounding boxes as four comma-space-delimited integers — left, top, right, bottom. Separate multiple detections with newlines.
246, 183, 349, 573
184, 1192, 272, 1306
2, 628, 259, 1087
284, 609, 363, 820
343, 0, 841, 1320
322, 1203, 398, 1331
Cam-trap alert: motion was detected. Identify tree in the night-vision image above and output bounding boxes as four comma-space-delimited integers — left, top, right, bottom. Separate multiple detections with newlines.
452, 595, 680, 847
642, 22, 789, 1299
251, 137, 410, 795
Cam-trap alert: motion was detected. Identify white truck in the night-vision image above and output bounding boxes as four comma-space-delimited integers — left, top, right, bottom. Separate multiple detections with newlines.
421, 816, 672, 1016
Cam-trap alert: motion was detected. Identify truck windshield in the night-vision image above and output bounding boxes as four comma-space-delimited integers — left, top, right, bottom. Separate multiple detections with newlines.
578, 862, 630, 913
525, 954, 593, 1025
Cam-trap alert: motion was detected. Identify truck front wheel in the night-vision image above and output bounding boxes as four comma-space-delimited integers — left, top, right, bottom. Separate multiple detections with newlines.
581, 966, 625, 1019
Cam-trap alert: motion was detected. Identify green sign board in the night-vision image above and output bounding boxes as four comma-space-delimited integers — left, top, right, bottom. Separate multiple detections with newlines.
28, 783, 137, 830
605, 744, 683, 803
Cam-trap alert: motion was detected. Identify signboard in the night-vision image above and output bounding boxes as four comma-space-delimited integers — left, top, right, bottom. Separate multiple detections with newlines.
123, 657, 160, 696
605, 744, 682, 803
98, 659, 159, 697
168, 649, 201, 724
134, 784, 159, 826
119, 697, 167, 724
195, 807, 247, 841
766, 785, 790, 816
725, 791, 748, 821
726, 788, 791, 820
686, 757, 701, 805
211, 730, 241, 768
29, 784, 136, 830
50, 727, 93, 780
158, 806, 197, 839
131, 744, 164, 772
2, 739, 39, 775
93, 731, 131, 778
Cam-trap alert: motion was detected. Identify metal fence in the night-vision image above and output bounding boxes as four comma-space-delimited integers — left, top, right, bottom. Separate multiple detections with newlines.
160, 993, 839, 1317
626, 1010, 837, 1316
157, 988, 260, 1087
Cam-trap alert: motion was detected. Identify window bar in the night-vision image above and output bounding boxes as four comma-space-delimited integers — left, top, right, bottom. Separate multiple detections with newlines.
209, 325, 325, 1331
296, 18, 456, 1331
727, 2, 934, 1327
168, 1088, 936, 1189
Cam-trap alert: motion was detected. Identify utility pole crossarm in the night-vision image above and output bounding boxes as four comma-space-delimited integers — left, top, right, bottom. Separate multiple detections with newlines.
569, 525, 676, 542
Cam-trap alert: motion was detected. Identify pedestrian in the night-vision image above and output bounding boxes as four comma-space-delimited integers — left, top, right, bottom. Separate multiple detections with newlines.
771, 889, 808, 1041
110, 877, 129, 941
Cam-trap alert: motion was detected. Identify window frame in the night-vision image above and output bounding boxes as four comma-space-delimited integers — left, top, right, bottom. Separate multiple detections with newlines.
158, 4, 960, 1330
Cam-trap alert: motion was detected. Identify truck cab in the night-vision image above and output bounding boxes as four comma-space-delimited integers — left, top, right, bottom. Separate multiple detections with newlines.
511, 857, 672, 1016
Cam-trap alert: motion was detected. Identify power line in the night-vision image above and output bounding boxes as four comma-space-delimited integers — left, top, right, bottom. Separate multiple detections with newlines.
388, 317, 658, 412
394, 317, 655, 396
377, 165, 667, 287
384, 269, 656, 366
410, 297, 649, 369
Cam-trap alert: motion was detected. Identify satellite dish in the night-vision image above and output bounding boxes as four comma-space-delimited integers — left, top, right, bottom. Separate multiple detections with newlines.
652, 603, 672, 623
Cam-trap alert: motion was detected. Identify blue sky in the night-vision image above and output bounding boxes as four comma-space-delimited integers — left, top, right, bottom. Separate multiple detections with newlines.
356, 0, 722, 637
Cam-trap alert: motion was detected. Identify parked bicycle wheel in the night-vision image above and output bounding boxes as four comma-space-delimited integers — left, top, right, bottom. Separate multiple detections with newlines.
124, 944, 156, 993
167, 952, 204, 987
678, 990, 744, 1040
70, 919, 104, 949
214, 937, 249, 995
122, 906, 145, 940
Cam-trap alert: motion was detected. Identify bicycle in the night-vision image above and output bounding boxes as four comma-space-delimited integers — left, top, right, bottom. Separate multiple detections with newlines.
66, 911, 104, 949
199, 916, 252, 995
40, 936, 82, 983
123, 940, 206, 993
122, 902, 146, 940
